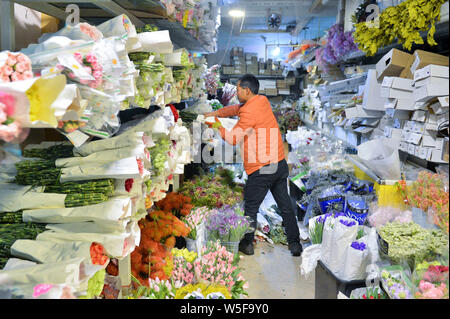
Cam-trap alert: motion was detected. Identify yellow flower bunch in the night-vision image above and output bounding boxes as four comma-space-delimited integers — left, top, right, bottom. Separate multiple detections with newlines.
353, 0, 446, 56
174, 283, 231, 299
171, 248, 197, 263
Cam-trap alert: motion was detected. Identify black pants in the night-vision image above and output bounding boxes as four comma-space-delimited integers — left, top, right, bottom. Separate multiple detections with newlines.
242, 159, 300, 245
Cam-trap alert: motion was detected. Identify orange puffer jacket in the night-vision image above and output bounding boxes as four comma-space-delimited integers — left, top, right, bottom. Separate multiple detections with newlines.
214, 95, 285, 175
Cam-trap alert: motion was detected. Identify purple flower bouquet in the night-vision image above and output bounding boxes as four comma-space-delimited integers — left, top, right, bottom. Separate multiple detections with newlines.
205, 205, 253, 243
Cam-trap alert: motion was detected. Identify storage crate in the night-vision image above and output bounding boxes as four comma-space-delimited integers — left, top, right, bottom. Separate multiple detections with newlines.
315, 260, 366, 299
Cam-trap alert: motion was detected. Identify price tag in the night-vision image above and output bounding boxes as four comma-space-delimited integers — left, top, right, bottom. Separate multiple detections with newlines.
64, 129, 90, 148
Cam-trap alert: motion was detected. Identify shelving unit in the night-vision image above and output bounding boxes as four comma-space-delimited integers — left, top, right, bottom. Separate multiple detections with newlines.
1, 0, 213, 53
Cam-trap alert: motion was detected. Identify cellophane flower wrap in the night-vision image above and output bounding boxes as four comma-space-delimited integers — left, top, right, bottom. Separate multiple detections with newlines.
204, 64, 222, 96
0, 91, 29, 143
182, 207, 211, 240
205, 206, 252, 243
60, 52, 104, 89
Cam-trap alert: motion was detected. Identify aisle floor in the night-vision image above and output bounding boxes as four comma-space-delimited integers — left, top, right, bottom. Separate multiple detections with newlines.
239, 239, 315, 299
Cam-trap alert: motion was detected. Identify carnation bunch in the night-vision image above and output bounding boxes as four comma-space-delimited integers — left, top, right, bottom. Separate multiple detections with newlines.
0, 52, 33, 83
63, 52, 103, 89
0, 91, 28, 143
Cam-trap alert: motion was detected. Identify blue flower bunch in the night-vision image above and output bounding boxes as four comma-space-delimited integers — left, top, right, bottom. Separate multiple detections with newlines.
350, 241, 367, 251
206, 205, 252, 242
339, 219, 357, 227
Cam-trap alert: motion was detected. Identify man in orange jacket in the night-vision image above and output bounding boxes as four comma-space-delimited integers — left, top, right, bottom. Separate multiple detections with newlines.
204, 74, 302, 256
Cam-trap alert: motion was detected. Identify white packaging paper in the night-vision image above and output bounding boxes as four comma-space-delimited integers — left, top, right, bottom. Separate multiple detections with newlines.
10, 240, 94, 265
328, 216, 358, 276
0, 186, 66, 212
135, 30, 173, 54
73, 131, 144, 156
340, 240, 369, 281
0, 257, 85, 286
60, 156, 141, 182
22, 196, 132, 224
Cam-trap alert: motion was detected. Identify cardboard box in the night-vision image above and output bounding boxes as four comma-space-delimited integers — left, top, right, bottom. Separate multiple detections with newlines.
345, 106, 358, 118
356, 104, 385, 118
222, 66, 235, 74
438, 96, 449, 107
286, 77, 296, 85
362, 70, 387, 111
414, 80, 449, 102
278, 89, 291, 95
412, 121, 425, 134
400, 50, 449, 79
414, 64, 449, 81
385, 108, 412, 120
414, 76, 449, 89
407, 143, 416, 155
431, 148, 447, 163
421, 133, 439, 148
376, 49, 413, 80
408, 132, 423, 145
381, 77, 414, 99
399, 141, 409, 152
418, 146, 432, 160
265, 88, 278, 96
411, 110, 427, 122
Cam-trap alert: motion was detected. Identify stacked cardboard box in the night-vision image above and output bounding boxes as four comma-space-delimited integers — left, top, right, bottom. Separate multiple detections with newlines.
245, 53, 258, 75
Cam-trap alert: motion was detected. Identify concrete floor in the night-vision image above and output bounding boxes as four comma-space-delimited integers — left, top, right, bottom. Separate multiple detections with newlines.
239, 240, 315, 299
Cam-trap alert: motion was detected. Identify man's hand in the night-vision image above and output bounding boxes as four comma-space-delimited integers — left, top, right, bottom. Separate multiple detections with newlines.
203, 112, 215, 117
205, 117, 222, 130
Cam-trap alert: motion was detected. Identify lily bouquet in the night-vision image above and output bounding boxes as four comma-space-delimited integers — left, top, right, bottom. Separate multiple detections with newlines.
205, 206, 252, 243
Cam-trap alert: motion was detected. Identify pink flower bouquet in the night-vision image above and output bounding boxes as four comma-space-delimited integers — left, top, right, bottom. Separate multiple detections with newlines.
0, 51, 33, 83
61, 52, 104, 89
0, 91, 29, 143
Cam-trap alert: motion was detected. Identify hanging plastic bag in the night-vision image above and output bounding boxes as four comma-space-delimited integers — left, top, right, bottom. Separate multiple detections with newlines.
357, 138, 401, 180
300, 244, 322, 279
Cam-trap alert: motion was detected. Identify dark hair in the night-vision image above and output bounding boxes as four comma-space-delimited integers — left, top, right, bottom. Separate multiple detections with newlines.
238, 74, 259, 95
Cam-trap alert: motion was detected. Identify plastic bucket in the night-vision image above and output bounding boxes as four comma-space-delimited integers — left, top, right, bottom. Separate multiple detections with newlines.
220, 241, 239, 255
185, 238, 197, 252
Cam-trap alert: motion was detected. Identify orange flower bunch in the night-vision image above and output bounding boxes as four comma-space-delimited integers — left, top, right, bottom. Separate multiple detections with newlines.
90, 242, 109, 266
130, 210, 190, 286
155, 192, 194, 217
130, 243, 173, 286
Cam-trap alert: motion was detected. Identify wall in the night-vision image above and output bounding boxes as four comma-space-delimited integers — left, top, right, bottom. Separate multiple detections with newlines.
0, 3, 43, 51
207, 16, 336, 66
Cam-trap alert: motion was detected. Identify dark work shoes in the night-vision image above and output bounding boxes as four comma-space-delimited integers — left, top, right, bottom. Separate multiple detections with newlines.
288, 241, 303, 257
239, 241, 255, 255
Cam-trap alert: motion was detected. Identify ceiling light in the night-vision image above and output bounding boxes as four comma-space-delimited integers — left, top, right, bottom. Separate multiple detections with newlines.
229, 9, 245, 17
273, 46, 280, 56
